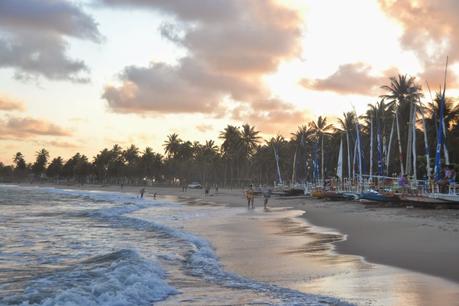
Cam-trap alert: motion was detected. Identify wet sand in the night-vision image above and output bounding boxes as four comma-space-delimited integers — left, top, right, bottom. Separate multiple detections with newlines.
301, 200, 459, 284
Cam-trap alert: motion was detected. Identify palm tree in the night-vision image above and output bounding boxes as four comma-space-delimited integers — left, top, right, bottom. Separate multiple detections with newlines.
290, 125, 313, 182
13, 152, 26, 170
337, 112, 356, 179
46, 157, 64, 178
140, 147, 162, 181
309, 116, 333, 179
267, 135, 288, 184
219, 125, 242, 187
93, 148, 111, 181
123, 144, 140, 181
32, 148, 50, 177
240, 124, 261, 158
381, 74, 421, 175
108, 144, 125, 180
163, 133, 181, 159
427, 93, 459, 134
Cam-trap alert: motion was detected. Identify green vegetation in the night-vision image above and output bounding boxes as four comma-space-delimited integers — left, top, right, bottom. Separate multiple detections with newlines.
1, 75, 459, 187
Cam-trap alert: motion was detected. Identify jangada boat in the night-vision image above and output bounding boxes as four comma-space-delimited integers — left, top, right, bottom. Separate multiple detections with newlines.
360, 190, 401, 203
322, 191, 357, 201
398, 193, 459, 209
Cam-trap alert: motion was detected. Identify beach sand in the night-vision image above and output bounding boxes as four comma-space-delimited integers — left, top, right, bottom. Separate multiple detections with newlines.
25, 183, 459, 304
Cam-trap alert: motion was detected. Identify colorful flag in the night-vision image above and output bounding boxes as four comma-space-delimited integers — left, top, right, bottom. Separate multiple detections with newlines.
337, 137, 343, 179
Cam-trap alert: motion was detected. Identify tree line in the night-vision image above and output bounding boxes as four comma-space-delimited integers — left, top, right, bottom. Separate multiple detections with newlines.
1, 74, 458, 187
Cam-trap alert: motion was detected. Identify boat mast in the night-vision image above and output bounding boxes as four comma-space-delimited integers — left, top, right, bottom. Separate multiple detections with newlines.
406, 99, 414, 176
412, 102, 417, 180
370, 114, 374, 180
291, 151, 297, 186
395, 109, 404, 175
273, 144, 283, 185
418, 95, 431, 179
355, 117, 363, 186
434, 57, 449, 180
442, 57, 450, 165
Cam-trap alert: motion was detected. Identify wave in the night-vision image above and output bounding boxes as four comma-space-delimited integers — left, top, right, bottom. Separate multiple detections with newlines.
1, 249, 176, 306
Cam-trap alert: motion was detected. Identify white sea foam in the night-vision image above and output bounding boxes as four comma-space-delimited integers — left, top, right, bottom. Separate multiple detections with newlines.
8, 249, 176, 306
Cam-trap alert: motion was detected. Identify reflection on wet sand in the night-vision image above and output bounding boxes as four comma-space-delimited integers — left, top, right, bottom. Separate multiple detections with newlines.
182, 206, 459, 306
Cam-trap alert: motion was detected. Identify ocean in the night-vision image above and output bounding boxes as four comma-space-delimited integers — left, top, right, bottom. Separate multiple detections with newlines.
0, 185, 348, 306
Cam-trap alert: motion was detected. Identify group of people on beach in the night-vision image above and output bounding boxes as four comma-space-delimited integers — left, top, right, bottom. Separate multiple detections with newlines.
245, 184, 272, 210
396, 164, 457, 193
437, 164, 457, 193
138, 187, 157, 199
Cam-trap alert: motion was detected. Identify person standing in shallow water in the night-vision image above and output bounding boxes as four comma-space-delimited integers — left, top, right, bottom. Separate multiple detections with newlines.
139, 188, 145, 199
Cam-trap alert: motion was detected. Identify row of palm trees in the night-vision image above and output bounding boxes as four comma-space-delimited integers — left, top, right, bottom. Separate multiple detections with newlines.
1, 74, 458, 186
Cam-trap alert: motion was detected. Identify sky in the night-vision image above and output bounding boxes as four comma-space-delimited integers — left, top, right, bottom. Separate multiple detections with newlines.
0, 0, 458, 164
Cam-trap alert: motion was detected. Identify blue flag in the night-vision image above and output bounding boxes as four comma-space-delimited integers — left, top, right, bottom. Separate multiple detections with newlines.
312, 141, 319, 182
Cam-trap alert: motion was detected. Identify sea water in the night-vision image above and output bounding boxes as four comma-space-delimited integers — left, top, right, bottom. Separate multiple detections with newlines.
0, 185, 349, 306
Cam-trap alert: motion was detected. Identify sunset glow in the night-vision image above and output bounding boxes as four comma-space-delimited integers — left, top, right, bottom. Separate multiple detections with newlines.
0, 0, 456, 162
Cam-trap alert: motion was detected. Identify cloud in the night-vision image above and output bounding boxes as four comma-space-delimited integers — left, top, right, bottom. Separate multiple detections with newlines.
231, 98, 308, 135
0, 0, 101, 81
0, 95, 25, 111
100, 0, 238, 23
0, 116, 72, 139
101, 0, 304, 126
196, 124, 213, 133
379, 0, 459, 86
301, 63, 398, 96
41, 140, 81, 149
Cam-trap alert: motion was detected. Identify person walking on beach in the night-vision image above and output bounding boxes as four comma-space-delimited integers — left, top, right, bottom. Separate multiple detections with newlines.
262, 187, 272, 210
139, 187, 145, 199
245, 184, 255, 209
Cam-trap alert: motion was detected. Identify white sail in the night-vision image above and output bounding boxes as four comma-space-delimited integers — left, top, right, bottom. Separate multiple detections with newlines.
337, 137, 343, 179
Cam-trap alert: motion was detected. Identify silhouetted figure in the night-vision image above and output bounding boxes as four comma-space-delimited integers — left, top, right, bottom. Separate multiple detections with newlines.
139, 188, 145, 199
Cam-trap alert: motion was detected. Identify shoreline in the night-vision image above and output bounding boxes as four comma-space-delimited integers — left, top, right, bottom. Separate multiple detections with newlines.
8, 182, 459, 284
